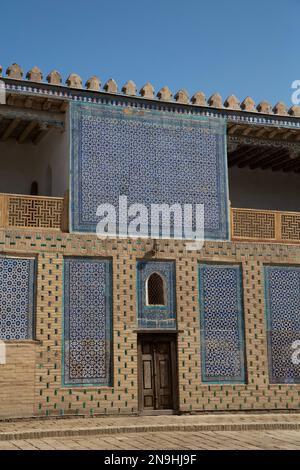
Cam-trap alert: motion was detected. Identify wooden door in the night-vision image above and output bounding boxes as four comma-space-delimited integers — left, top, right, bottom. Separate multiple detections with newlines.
138, 335, 177, 411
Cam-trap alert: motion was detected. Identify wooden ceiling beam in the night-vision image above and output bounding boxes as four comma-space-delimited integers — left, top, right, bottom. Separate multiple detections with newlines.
248, 148, 278, 169
237, 148, 272, 168
42, 99, 52, 111
259, 149, 289, 170
230, 125, 300, 142
1, 118, 21, 141
228, 124, 243, 136
271, 156, 293, 171
253, 128, 269, 138
267, 128, 280, 139
18, 120, 38, 144
229, 147, 259, 167
228, 146, 255, 166
282, 160, 300, 173
24, 98, 33, 108
241, 126, 255, 136
0, 104, 64, 129
60, 101, 69, 112
273, 156, 300, 172
6, 95, 15, 106
228, 144, 254, 159
33, 124, 52, 145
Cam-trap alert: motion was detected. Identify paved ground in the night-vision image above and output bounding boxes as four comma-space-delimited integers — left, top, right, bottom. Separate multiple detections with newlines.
0, 429, 300, 450
0, 413, 300, 450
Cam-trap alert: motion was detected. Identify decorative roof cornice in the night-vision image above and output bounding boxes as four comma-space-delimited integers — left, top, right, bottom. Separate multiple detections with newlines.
1, 63, 300, 129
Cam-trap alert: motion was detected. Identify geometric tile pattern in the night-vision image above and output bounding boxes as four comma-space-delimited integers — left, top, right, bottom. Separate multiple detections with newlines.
199, 264, 246, 383
264, 266, 300, 384
2, 230, 300, 417
70, 101, 229, 240
137, 260, 176, 329
0, 256, 35, 340
63, 257, 112, 386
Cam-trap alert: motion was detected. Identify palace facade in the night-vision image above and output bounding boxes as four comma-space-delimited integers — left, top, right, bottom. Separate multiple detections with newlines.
0, 63, 300, 418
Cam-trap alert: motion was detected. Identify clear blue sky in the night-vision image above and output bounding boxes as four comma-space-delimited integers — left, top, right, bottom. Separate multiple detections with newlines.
1, 0, 299, 106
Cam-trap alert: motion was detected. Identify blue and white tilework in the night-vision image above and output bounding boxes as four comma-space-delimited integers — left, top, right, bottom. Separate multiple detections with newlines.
264, 266, 300, 384
63, 257, 112, 386
199, 264, 246, 383
0, 256, 35, 340
137, 260, 176, 329
70, 101, 229, 240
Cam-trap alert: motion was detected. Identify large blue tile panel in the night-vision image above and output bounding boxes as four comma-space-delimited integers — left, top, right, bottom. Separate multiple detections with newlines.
63, 257, 112, 386
199, 264, 246, 384
0, 256, 35, 340
70, 101, 229, 240
264, 266, 300, 384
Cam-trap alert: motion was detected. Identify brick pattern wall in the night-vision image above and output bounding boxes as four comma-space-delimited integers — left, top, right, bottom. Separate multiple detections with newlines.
0, 228, 300, 418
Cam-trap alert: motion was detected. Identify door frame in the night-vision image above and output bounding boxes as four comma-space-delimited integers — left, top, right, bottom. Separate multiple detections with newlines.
137, 332, 179, 414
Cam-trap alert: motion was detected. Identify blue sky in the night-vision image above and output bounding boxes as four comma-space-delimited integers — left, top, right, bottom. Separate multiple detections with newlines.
1, 0, 299, 106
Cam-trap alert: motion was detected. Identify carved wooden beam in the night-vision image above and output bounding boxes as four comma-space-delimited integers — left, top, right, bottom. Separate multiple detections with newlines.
272, 154, 300, 172
18, 120, 38, 143
228, 124, 242, 136
251, 148, 286, 169
271, 155, 293, 171
254, 128, 269, 138
267, 129, 281, 139
42, 99, 52, 111
228, 146, 257, 167
237, 148, 271, 168
33, 124, 52, 145
246, 148, 277, 169
229, 134, 300, 150
60, 101, 69, 112
1, 118, 21, 141
24, 97, 33, 108
0, 104, 64, 129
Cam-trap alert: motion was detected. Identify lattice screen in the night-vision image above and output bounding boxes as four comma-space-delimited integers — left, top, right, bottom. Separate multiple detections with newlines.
147, 273, 165, 305
232, 209, 276, 240
8, 196, 63, 229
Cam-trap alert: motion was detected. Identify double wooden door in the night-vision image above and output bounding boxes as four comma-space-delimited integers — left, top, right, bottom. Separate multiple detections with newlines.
138, 335, 178, 412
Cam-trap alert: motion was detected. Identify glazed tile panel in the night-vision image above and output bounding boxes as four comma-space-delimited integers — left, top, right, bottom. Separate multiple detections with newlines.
0, 256, 35, 340
70, 101, 229, 240
63, 257, 112, 386
264, 266, 300, 384
137, 260, 176, 329
199, 264, 246, 383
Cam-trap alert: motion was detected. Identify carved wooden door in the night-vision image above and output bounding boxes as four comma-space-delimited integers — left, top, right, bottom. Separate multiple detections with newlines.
138, 336, 177, 411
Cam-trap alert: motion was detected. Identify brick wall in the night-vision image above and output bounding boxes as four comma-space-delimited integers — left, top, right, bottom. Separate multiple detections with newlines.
0, 228, 299, 418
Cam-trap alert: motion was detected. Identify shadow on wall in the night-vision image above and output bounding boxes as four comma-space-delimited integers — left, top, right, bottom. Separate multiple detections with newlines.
229, 167, 300, 212
0, 130, 68, 197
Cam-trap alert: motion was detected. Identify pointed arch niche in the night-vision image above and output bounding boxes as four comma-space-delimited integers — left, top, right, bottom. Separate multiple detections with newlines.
146, 272, 166, 306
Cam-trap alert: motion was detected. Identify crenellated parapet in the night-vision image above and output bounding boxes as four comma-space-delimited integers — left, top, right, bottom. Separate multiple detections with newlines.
0, 62, 299, 117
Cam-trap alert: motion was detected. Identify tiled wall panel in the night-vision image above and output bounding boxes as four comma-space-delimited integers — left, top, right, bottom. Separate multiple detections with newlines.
199, 264, 246, 384
0, 256, 35, 340
63, 257, 112, 386
137, 260, 176, 329
70, 101, 229, 240
265, 266, 300, 384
